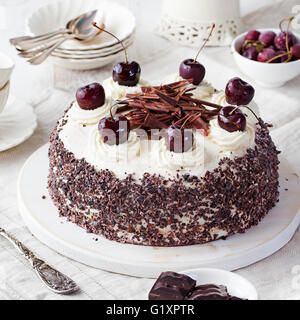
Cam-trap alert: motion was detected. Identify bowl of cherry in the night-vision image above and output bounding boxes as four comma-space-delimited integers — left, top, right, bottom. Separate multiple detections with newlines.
231, 25, 300, 88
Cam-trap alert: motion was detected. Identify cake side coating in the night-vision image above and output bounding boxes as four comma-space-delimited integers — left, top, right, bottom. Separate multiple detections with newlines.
48, 117, 280, 246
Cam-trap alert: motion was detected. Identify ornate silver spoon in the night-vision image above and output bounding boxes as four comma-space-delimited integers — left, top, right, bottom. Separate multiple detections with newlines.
0, 227, 79, 294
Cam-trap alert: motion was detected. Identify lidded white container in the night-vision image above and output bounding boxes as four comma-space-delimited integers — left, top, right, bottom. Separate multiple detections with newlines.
156, 0, 243, 46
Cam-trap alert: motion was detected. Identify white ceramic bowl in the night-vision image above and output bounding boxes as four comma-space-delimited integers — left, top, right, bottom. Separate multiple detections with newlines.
0, 81, 10, 114
181, 268, 258, 300
232, 28, 300, 88
26, 0, 136, 51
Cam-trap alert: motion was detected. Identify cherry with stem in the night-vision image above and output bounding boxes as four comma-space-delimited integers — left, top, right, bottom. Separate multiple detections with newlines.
92, 22, 141, 86
179, 24, 215, 85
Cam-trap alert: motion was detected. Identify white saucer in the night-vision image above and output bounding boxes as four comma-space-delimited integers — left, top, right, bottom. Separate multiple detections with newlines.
17, 145, 300, 278
181, 268, 258, 300
0, 96, 37, 152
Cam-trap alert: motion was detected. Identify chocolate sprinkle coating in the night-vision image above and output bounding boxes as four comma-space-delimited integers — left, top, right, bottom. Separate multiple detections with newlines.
48, 114, 280, 246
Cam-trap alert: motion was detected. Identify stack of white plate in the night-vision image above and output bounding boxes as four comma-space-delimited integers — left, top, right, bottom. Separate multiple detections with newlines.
26, 0, 136, 70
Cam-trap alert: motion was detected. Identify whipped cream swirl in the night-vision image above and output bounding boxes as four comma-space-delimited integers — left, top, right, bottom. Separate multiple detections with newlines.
89, 127, 141, 164
103, 77, 149, 100
208, 117, 255, 152
153, 132, 205, 172
160, 73, 215, 99
68, 99, 113, 125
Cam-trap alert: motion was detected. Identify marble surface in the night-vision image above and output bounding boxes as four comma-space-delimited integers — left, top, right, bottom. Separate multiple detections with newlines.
0, 0, 300, 300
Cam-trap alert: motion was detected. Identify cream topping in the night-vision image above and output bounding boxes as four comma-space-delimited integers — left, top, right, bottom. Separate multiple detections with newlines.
153, 132, 205, 173
159, 73, 215, 99
68, 99, 113, 125
89, 127, 140, 163
58, 75, 258, 180
208, 117, 255, 152
102, 77, 149, 100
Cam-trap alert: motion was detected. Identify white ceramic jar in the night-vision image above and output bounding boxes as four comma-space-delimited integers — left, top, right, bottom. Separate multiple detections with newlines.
156, 0, 243, 47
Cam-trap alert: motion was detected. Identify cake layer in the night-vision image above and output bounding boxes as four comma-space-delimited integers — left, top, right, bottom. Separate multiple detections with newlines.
48, 119, 279, 246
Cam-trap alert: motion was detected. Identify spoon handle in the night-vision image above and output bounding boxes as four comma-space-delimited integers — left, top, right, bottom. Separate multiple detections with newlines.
0, 227, 79, 294
10, 28, 69, 46
29, 35, 74, 65
18, 38, 65, 58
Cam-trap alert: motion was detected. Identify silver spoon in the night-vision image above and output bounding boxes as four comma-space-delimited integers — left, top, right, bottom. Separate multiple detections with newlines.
10, 9, 100, 51
0, 227, 79, 294
28, 10, 102, 65
10, 18, 76, 49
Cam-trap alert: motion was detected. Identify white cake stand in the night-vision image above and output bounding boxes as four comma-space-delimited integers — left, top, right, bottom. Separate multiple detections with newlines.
18, 144, 300, 278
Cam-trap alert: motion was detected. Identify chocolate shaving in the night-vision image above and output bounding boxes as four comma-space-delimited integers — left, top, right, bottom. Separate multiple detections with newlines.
120, 79, 221, 135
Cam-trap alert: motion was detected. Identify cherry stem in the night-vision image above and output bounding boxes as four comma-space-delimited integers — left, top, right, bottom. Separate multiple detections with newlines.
266, 51, 290, 63
229, 106, 241, 115
241, 105, 260, 122
193, 24, 215, 63
266, 16, 295, 63
92, 22, 128, 64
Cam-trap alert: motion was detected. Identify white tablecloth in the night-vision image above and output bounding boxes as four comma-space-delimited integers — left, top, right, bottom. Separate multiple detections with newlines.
0, 0, 300, 300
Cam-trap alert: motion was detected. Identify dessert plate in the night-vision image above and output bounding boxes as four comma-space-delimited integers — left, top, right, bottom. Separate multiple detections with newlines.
18, 145, 300, 278
0, 96, 37, 152
49, 50, 124, 70
51, 37, 134, 59
180, 268, 258, 300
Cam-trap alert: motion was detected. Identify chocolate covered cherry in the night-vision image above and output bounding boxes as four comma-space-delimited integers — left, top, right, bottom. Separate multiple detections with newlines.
165, 125, 194, 153
225, 77, 255, 106
98, 115, 130, 145
218, 106, 246, 132
112, 61, 141, 87
76, 83, 105, 110
179, 59, 205, 85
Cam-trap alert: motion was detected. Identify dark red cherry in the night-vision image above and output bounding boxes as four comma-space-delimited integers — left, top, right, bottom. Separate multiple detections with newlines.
242, 46, 258, 60
245, 30, 260, 41
98, 115, 130, 145
258, 31, 276, 47
179, 59, 205, 85
218, 106, 246, 132
165, 125, 194, 153
274, 31, 296, 50
225, 77, 255, 106
112, 61, 141, 87
291, 43, 300, 60
76, 83, 105, 110
257, 48, 279, 63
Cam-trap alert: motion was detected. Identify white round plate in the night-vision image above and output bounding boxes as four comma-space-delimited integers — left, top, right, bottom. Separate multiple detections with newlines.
27, 0, 136, 51
54, 32, 135, 55
181, 268, 258, 300
49, 49, 125, 70
0, 96, 37, 152
52, 37, 134, 59
18, 145, 300, 278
